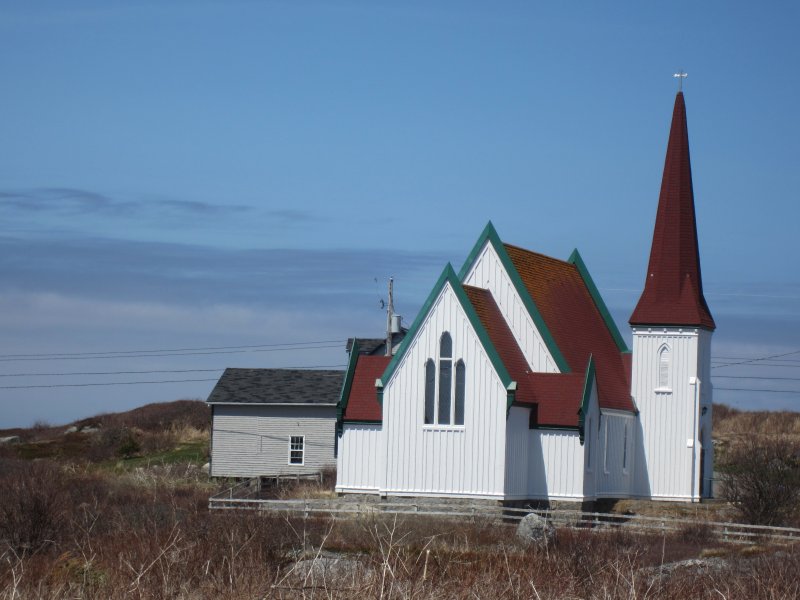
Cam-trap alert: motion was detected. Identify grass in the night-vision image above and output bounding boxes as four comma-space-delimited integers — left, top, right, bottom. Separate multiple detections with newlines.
101, 439, 208, 471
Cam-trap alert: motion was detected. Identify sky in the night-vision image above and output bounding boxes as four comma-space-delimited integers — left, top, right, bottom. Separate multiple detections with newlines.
2, 0, 799, 428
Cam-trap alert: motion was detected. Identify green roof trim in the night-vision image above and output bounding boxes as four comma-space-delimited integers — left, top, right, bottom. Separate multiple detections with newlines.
567, 248, 630, 353
336, 338, 360, 432
457, 221, 571, 373
379, 262, 513, 397
577, 355, 596, 445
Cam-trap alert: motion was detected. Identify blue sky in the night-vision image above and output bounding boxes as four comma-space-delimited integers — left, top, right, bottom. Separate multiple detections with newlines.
2, 1, 799, 427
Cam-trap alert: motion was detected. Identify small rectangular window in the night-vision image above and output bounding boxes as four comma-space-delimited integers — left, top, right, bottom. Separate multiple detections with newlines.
289, 436, 304, 465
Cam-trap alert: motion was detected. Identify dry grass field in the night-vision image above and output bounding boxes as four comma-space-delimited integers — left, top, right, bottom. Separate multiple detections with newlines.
1, 401, 798, 599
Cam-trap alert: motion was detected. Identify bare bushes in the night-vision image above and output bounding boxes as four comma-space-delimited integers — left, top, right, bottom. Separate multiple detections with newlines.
0, 460, 69, 552
719, 436, 800, 526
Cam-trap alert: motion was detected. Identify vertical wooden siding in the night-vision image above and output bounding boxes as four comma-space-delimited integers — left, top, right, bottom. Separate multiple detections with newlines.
463, 242, 559, 373
529, 430, 584, 499
336, 424, 382, 493
631, 328, 703, 500
211, 405, 336, 478
595, 412, 635, 497
382, 283, 508, 498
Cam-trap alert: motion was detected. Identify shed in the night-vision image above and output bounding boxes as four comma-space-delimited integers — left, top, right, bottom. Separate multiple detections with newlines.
207, 368, 344, 478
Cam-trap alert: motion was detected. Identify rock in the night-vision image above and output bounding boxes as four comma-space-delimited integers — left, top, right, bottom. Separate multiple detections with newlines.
201, 462, 211, 474
516, 512, 555, 547
80, 426, 100, 434
0, 436, 20, 444
63, 426, 78, 434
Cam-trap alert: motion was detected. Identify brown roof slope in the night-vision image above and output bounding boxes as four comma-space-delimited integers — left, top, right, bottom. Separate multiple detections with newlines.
630, 91, 715, 330
503, 245, 633, 413
342, 355, 391, 422
463, 284, 587, 427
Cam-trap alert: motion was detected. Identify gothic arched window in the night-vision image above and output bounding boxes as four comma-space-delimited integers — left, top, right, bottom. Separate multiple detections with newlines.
658, 345, 671, 389
423, 332, 465, 426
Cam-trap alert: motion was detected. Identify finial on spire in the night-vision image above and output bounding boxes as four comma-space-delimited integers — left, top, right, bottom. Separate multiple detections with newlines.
673, 71, 687, 91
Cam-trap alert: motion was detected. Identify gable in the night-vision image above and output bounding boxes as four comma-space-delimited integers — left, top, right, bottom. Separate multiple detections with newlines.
380, 263, 513, 394
459, 222, 567, 373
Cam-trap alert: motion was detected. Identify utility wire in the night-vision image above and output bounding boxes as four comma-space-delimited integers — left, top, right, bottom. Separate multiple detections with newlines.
0, 365, 348, 378
0, 365, 347, 389
714, 387, 800, 394
0, 344, 344, 363
712, 349, 800, 369
0, 339, 344, 359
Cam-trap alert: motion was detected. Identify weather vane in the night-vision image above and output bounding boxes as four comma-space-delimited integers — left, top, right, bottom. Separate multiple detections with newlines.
673, 71, 687, 91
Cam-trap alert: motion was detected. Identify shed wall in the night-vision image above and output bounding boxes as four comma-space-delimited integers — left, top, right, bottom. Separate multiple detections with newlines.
336, 423, 382, 493
210, 405, 336, 478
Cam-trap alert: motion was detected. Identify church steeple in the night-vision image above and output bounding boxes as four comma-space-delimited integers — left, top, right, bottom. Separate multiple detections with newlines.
630, 92, 715, 330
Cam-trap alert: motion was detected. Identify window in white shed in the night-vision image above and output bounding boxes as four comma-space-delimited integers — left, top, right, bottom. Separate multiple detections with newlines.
289, 436, 304, 465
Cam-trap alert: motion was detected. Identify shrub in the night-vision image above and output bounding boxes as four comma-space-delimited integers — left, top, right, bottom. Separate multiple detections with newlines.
0, 460, 68, 552
719, 436, 800, 526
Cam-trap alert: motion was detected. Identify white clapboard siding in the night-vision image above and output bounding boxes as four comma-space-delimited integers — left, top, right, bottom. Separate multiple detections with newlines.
381, 282, 509, 498
529, 430, 584, 500
631, 327, 710, 501
462, 241, 559, 373
595, 411, 635, 498
211, 405, 336, 478
336, 423, 382, 493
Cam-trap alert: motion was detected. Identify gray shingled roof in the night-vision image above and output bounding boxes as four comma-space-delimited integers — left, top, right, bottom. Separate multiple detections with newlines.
206, 368, 344, 405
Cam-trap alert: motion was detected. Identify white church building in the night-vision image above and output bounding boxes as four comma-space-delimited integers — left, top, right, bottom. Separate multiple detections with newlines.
336, 91, 715, 503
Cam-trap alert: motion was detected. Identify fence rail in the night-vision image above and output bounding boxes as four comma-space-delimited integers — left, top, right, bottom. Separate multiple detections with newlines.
209, 480, 800, 545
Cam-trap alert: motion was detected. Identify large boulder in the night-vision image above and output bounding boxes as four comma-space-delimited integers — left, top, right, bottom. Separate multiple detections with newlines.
516, 512, 555, 547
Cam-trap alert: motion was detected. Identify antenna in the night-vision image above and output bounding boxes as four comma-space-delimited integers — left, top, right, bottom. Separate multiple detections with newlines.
385, 277, 394, 356
673, 70, 687, 91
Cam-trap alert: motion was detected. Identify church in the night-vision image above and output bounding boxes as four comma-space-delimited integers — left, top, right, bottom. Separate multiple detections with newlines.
336, 91, 715, 503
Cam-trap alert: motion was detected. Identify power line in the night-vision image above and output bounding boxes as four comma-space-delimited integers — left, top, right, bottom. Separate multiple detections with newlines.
713, 375, 800, 382
0, 368, 224, 378
712, 349, 800, 370
714, 387, 800, 394
0, 339, 344, 359
0, 343, 344, 363
0, 364, 348, 390
0, 378, 220, 390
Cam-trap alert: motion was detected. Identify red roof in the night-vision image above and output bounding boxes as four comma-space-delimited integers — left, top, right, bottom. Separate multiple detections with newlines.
342, 355, 391, 422
630, 92, 715, 330
464, 285, 592, 427
503, 245, 634, 414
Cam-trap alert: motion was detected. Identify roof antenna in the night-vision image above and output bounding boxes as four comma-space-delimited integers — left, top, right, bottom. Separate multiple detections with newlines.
385, 277, 394, 356
673, 70, 687, 91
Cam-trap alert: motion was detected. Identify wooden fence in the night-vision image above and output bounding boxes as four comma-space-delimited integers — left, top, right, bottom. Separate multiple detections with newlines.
209, 479, 800, 545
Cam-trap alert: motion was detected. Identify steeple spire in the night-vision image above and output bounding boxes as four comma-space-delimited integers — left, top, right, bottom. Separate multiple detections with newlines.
630, 92, 715, 330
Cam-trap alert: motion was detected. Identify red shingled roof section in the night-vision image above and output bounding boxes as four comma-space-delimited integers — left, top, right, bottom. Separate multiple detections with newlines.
630, 92, 715, 330
503, 245, 634, 413
343, 355, 391, 422
463, 285, 587, 427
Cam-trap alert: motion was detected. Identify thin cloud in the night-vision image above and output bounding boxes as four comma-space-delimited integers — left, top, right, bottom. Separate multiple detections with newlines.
0, 187, 252, 219
0, 234, 447, 311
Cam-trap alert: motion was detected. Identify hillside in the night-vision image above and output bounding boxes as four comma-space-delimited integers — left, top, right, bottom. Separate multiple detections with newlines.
0, 399, 210, 466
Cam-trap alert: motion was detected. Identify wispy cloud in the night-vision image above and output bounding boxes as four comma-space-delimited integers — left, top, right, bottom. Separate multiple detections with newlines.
0, 187, 252, 219
0, 234, 446, 312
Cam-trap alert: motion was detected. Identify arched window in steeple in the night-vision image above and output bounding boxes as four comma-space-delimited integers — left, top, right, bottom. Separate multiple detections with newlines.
658, 345, 671, 389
